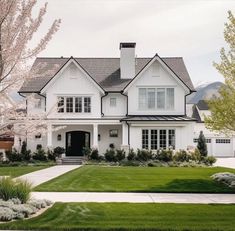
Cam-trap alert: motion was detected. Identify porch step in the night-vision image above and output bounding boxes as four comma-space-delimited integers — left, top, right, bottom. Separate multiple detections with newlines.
61, 156, 85, 165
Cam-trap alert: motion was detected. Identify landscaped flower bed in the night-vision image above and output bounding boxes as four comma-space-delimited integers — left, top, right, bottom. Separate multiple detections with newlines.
0, 198, 52, 222
0, 177, 52, 222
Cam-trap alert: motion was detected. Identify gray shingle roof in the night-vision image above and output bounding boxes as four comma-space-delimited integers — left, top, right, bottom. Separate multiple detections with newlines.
197, 100, 209, 110
19, 57, 195, 93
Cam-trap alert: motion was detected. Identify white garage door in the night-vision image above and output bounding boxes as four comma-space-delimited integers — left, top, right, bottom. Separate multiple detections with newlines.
213, 138, 233, 157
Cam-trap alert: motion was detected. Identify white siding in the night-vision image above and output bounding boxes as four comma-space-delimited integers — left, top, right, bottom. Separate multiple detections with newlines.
102, 93, 126, 117
129, 122, 194, 151
127, 60, 186, 115
26, 94, 45, 115
45, 62, 102, 118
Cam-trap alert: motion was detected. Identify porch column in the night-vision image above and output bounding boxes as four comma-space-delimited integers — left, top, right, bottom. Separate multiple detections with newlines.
47, 123, 52, 149
121, 122, 129, 152
92, 123, 98, 149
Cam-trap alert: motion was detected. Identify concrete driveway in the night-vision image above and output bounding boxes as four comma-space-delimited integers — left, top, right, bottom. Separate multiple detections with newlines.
215, 158, 235, 169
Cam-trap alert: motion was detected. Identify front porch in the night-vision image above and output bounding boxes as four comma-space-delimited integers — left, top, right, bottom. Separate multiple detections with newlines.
46, 120, 129, 156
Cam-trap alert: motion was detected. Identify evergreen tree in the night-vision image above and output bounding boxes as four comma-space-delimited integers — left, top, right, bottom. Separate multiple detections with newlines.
197, 131, 207, 157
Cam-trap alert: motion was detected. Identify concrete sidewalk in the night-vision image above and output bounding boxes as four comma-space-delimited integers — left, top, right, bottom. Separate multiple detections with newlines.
32, 192, 235, 204
16, 165, 81, 187
215, 158, 235, 169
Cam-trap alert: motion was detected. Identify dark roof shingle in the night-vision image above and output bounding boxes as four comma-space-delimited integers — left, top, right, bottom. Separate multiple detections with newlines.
19, 57, 195, 93
197, 100, 209, 110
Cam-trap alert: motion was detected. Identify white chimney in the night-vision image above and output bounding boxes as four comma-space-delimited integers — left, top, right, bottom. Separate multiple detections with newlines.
120, 42, 136, 79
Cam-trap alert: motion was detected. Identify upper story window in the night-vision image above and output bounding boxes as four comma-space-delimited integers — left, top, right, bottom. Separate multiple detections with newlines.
57, 96, 91, 113
139, 87, 174, 110
34, 98, 42, 109
110, 98, 116, 107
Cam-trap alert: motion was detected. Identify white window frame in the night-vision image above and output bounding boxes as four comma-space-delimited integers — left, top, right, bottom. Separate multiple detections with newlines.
216, 139, 231, 144
138, 87, 174, 111
142, 129, 175, 150
57, 96, 91, 114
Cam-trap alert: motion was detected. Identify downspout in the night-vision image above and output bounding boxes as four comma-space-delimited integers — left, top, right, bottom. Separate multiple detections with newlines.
101, 92, 108, 117
18, 92, 27, 111
184, 90, 193, 116
125, 121, 130, 146
121, 91, 128, 116
18, 92, 27, 148
37, 92, 46, 112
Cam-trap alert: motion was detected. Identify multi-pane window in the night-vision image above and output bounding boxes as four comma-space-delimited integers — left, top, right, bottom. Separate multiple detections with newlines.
75, 97, 82, 113
159, 130, 167, 148
142, 129, 149, 149
66, 97, 73, 113
142, 129, 175, 150
193, 138, 211, 143
151, 130, 158, 150
216, 139, 230, 143
139, 87, 174, 110
157, 88, 165, 109
168, 129, 175, 149
57, 96, 91, 113
57, 97, 64, 113
166, 88, 174, 109
84, 97, 91, 113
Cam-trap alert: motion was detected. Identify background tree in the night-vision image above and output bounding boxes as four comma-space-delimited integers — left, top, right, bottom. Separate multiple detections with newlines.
0, 0, 61, 136
197, 131, 207, 157
205, 11, 235, 135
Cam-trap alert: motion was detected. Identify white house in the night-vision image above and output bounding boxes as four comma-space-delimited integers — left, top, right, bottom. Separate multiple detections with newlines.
15, 42, 197, 159
187, 100, 235, 157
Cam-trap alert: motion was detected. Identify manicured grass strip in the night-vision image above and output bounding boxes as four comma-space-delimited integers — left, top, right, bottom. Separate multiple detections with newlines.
35, 166, 235, 193
1, 203, 235, 230
0, 166, 51, 178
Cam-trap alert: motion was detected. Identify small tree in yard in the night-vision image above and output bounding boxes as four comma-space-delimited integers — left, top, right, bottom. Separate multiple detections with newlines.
197, 131, 207, 157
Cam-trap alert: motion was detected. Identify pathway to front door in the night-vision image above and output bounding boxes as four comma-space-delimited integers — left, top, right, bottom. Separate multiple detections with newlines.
16, 165, 81, 187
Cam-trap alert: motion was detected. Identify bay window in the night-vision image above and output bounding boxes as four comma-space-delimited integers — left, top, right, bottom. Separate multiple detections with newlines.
139, 87, 174, 110
142, 129, 175, 150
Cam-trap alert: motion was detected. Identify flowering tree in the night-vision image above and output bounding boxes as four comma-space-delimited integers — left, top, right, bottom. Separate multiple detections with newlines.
0, 0, 61, 138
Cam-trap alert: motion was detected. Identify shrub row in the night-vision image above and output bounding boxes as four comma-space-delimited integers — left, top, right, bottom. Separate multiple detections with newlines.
85, 147, 216, 166
5, 145, 65, 162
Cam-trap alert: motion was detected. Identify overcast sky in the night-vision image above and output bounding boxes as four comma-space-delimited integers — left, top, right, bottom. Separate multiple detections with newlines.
34, 0, 235, 86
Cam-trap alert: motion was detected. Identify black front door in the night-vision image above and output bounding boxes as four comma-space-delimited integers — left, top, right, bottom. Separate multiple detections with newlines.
66, 131, 90, 156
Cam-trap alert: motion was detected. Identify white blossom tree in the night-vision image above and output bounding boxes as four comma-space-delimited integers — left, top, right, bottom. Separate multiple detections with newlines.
0, 0, 61, 140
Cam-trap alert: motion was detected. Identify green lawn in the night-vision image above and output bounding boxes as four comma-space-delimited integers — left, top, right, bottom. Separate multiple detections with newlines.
1, 203, 235, 230
35, 165, 235, 193
0, 165, 51, 178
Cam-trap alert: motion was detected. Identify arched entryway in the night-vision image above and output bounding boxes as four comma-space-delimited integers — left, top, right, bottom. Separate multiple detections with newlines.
66, 131, 90, 156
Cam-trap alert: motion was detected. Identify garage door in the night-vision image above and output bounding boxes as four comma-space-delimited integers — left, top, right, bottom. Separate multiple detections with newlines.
213, 138, 233, 157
